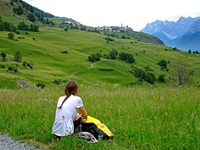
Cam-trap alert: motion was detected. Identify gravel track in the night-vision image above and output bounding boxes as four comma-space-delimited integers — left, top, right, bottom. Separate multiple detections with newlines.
0, 134, 38, 150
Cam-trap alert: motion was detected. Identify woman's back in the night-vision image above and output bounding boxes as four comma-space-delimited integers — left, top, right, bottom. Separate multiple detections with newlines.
52, 95, 83, 136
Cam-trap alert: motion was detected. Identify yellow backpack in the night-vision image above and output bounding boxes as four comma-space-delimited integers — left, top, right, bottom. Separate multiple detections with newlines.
81, 116, 114, 140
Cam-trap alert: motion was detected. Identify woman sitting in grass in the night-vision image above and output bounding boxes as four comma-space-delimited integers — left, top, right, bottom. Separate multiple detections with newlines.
52, 80, 87, 138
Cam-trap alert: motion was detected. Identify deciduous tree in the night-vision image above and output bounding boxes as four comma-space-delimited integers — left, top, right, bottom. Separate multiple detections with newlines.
173, 61, 193, 85
14, 51, 22, 62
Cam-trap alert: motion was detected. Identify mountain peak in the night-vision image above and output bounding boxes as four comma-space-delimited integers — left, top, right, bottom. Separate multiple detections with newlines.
141, 16, 200, 39
141, 16, 200, 52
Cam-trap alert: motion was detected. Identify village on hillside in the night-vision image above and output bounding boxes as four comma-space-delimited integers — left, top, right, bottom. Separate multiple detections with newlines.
62, 21, 133, 32
97, 24, 133, 32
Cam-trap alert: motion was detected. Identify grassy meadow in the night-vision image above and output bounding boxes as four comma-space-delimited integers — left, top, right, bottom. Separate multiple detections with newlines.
0, 26, 200, 88
0, 85, 199, 149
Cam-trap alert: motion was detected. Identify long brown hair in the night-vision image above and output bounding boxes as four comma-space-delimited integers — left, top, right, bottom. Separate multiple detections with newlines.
57, 80, 78, 109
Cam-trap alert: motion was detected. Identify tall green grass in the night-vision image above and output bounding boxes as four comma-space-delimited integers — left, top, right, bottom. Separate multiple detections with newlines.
0, 85, 199, 149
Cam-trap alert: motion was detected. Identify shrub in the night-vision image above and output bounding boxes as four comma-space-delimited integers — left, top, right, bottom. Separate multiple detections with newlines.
119, 52, 135, 63
144, 72, 156, 84
1, 52, 6, 61
0, 64, 5, 68
193, 51, 199, 54
132, 67, 146, 79
127, 79, 144, 86
23, 61, 27, 67
103, 54, 110, 59
172, 47, 178, 51
61, 51, 68, 54
36, 83, 45, 88
112, 49, 118, 56
88, 54, 97, 62
126, 54, 135, 63
131, 66, 156, 84
105, 37, 114, 42
64, 28, 68, 32
99, 68, 114, 71
158, 60, 168, 70
8, 32, 14, 40
14, 51, 22, 62
18, 36, 25, 39
119, 52, 127, 61
53, 79, 62, 85
109, 50, 117, 59
27, 62, 33, 69
8, 66, 18, 73
144, 65, 153, 71
15, 31, 20, 35
108, 49, 118, 60
18, 22, 29, 30
96, 53, 101, 59
88, 53, 101, 62
158, 74, 165, 82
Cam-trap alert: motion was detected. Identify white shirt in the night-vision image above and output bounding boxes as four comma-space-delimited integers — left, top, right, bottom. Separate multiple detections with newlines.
52, 95, 83, 136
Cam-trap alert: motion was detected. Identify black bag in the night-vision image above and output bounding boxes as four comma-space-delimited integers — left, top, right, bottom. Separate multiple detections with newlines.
80, 116, 114, 140
81, 122, 100, 139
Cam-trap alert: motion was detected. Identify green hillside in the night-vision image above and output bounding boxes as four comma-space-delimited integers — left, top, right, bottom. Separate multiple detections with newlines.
0, 0, 199, 89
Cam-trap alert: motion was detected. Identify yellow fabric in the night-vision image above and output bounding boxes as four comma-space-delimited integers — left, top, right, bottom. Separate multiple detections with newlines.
85, 116, 114, 137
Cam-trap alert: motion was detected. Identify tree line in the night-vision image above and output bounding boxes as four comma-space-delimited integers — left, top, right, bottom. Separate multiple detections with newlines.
10, 0, 54, 25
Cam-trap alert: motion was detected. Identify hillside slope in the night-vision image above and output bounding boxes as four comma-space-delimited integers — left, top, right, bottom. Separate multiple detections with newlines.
0, 0, 199, 88
1, 26, 199, 88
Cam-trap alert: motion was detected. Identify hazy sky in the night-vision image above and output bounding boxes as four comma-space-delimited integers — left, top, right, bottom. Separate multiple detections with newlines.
23, 0, 200, 31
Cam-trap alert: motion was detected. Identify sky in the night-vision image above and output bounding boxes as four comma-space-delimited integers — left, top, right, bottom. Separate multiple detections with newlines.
23, 0, 200, 31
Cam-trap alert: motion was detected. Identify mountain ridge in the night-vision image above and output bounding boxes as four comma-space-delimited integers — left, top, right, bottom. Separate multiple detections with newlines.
141, 16, 200, 52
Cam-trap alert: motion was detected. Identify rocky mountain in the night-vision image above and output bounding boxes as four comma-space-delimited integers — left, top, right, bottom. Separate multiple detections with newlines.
186, 19, 200, 34
141, 16, 200, 52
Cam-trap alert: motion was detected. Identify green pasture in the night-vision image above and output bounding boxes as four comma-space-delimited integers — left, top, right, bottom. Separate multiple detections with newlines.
0, 85, 199, 149
0, 27, 200, 88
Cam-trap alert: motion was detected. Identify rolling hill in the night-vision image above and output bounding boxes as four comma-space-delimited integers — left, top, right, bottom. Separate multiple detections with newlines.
0, 0, 200, 89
